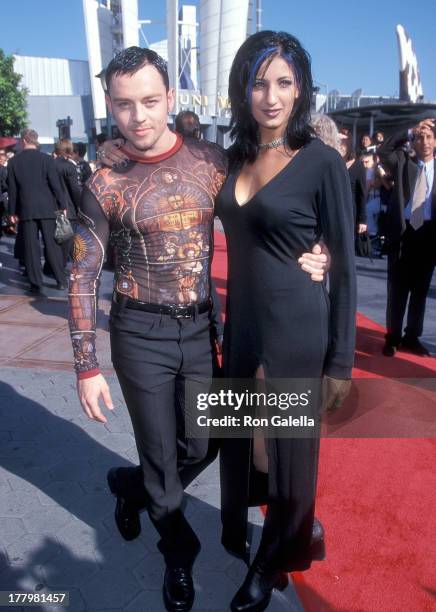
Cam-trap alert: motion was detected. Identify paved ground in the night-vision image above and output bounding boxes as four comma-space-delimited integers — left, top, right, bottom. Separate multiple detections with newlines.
0, 232, 435, 612
0, 234, 303, 612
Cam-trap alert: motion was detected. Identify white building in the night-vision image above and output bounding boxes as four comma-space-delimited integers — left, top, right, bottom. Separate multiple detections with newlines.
82, 0, 139, 126
13, 55, 93, 152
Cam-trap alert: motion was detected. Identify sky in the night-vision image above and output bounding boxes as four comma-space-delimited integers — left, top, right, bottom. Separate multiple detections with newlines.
1, 0, 435, 100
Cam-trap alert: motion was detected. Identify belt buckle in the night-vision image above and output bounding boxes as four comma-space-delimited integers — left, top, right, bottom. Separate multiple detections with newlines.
171, 305, 191, 319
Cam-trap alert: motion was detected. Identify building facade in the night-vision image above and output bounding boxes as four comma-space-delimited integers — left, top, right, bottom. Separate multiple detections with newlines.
13, 55, 94, 153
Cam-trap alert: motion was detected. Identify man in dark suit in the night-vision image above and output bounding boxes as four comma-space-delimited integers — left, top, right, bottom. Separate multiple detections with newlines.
54, 139, 81, 219
379, 118, 436, 356
7, 129, 67, 294
72, 142, 93, 187
0, 149, 8, 242
54, 139, 82, 266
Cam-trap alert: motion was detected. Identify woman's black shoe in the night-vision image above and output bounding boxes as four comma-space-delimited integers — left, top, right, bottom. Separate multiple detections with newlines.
311, 517, 326, 560
107, 468, 141, 541
230, 560, 288, 612
163, 566, 195, 612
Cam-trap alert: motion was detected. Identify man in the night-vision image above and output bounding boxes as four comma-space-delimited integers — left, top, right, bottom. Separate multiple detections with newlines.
175, 110, 201, 140
54, 139, 82, 266
69, 47, 229, 612
7, 129, 67, 294
70, 47, 328, 612
379, 118, 436, 356
0, 149, 8, 255
72, 142, 93, 186
54, 139, 82, 214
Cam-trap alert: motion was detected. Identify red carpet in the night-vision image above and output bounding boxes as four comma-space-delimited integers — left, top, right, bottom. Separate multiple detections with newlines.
211, 230, 436, 612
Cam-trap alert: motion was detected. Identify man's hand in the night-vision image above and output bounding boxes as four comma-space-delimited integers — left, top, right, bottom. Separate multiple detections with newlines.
358, 223, 367, 234
97, 138, 128, 167
298, 243, 331, 282
413, 118, 435, 136
77, 373, 114, 423
322, 376, 352, 412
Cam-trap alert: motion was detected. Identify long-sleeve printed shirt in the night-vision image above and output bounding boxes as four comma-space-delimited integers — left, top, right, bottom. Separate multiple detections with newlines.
68, 134, 227, 379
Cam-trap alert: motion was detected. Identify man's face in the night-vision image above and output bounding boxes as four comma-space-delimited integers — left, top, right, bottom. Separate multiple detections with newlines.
0, 150, 6, 166
107, 64, 174, 153
413, 127, 436, 163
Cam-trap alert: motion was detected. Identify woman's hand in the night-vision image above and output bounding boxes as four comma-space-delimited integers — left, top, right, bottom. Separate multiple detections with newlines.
298, 243, 331, 282
322, 376, 351, 412
357, 223, 367, 234
97, 138, 128, 167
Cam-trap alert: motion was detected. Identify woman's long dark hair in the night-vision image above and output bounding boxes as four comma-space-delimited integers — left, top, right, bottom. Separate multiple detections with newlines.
228, 31, 314, 169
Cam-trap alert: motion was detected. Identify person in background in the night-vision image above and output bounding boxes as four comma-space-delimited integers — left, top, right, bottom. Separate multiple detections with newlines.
373, 131, 384, 150
72, 142, 93, 186
54, 139, 82, 269
310, 113, 342, 153
359, 133, 376, 155
174, 110, 202, 140
339, 129, 368, 235
0, 149, 8, 255
361, 153, 392, 253
379, 118, 436, 357
54, 139, 81, 217
7, 129, 67, 294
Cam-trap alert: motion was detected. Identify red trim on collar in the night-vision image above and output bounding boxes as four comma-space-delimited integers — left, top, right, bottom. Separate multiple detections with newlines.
120, 133, 183, 163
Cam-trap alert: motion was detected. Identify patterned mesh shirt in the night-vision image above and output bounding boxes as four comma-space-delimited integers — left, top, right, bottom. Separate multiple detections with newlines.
68, 134, 227, 378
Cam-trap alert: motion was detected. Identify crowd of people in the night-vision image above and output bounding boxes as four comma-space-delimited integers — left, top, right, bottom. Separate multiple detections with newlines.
310, 112, 436, 356
0, 31, 435, 612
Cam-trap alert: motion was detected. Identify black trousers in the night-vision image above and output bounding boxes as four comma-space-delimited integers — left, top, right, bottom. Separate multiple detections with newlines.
386, 222, 436, 344
109, 296, 219, 567
21, 219, 66, 287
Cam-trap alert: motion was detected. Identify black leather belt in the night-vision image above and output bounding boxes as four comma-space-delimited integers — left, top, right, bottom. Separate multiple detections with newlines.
114, 292, 211, 319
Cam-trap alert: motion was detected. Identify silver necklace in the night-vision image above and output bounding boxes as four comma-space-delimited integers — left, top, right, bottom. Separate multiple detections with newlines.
258, 136, 286, 150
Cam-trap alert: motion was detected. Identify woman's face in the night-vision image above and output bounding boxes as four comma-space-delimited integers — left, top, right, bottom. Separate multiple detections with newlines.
361, 135, 371, 148
250, 55, 299, 137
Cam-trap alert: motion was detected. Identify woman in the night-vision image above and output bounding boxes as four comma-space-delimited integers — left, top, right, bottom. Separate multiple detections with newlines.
339, 129, 368, 235
310, 113, 342, 153
216, 31, 356, 611
361, 152, 392, 255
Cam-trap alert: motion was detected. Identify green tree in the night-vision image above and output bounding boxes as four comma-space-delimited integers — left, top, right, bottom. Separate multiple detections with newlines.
0, 49, 28, 136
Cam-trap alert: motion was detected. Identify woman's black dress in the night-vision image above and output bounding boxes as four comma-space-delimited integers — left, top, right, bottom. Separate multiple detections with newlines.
215, 138, 356, 571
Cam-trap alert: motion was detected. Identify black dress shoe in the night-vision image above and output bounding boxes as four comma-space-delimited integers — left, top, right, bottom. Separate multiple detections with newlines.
107, 468, 141, 541
230, 558, 288, 612
163, 566, 195, 612
56, 282, 68, 290
382, 341, 397, 357
400, 336, 430, 357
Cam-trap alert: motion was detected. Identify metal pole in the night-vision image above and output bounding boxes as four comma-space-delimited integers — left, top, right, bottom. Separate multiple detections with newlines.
256, 0, 262, 32
167, 0, 179, 114
352, 118, 357, 150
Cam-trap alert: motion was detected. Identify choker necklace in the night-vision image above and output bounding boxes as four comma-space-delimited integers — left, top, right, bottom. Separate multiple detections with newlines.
259, 136, 286, 150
